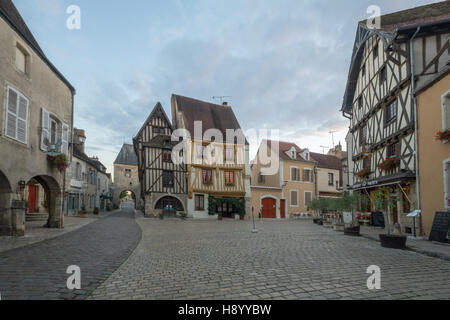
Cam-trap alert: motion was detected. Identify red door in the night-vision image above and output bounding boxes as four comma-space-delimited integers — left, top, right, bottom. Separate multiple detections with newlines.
28, 185, 37, 213
261, 198, 276, 219
280, 200, 286, 219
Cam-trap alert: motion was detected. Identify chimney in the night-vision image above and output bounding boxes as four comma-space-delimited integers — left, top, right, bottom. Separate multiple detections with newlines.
222, 102, 228, 106
74, 128, 86, 153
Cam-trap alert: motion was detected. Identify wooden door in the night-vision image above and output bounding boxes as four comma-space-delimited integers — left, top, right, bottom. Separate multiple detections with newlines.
28, 185, 37, 213
280, 200, 286, 219
261, 198, 276, 219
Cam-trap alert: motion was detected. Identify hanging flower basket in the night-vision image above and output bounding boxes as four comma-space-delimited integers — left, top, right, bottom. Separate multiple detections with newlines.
435, 129, 449, 143
47, 154, 69, 172
377, 157, 400, 171
356, 168, 372, 179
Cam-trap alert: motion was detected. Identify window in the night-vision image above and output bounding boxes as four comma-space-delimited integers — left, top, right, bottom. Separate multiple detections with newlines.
303, 152, 310, 161
290, 190, 298, 207
163, 150, 172, 163
291, 167, 300, 181
225, 147, 234, 162
442, 92, 450, 130
15, 44, 28, 74
359, 125, 367, 146
380, 66, 387, 84
358, 95, 363, 109
373, 43, 379, 60
224, 171, 235, 186
258, 172, 265, 184
76, 162, 81, 180
305, 192, 312, 208
363, 157, 371, 170
163, 171, 174, 188
385, 100, 397, 123
153, 126, 165, 135
202, 169, 213, 184
303, 169, 312, 182
195, 195, 205, 211
125, 169, 131, 178
328, 173, 335, 186
387, 141, 401, 158
5, 86, 28, 144
50, 119, 58, 145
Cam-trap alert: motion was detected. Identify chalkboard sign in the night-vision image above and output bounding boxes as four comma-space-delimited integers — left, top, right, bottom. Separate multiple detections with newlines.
429, 212, 450, 243
371, 212, 385, 228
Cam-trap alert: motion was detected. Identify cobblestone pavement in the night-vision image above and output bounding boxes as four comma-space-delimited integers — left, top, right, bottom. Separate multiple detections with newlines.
0, 208, 140, 300
90, 218, 450, 300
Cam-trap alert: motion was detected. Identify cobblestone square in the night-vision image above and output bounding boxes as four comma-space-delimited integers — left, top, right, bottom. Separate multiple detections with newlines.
90, 217, 450, 300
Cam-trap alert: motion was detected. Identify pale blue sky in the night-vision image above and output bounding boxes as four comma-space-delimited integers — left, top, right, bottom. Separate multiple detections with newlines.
14, 0, 441, 176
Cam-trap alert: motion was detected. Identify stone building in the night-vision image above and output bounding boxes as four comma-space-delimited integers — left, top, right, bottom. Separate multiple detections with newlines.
0, 0, 75, 236
310, 152, 343, 200
113, 144, 140, 208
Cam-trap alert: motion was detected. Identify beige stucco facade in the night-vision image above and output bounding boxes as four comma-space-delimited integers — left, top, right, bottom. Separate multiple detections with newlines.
0, 15, 74, 235
316, 168, 341, 197
417, 71, 450, 236
250, 142, 316, 219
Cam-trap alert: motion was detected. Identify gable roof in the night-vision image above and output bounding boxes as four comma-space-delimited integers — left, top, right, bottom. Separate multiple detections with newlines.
114, 144, 138, 166
341, 1, 450, 114
0, 0, 75, 93
134, 102, 173, 140
73, 144, 91, 163
264, 140, 310, 162
89, 158, 107, 173
310, 152, 342, 170
172, 94, 247, 144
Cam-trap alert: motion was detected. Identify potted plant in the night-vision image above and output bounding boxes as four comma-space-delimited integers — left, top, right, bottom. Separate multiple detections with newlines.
180, 212, 187, 220
343, 193, 369, 236
436, 129, 449, 143
47, 154, 70, 172
377, 157, 400, 172
93, 207, 99, 215
218, 213, 223, 221
78, 206, 88, 218
373, 187, 407, 249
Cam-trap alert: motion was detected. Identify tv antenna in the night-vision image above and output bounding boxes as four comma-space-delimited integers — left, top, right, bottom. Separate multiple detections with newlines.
320, 146, 330, 154
212, 96, 232, 103
329, 131, 337, 148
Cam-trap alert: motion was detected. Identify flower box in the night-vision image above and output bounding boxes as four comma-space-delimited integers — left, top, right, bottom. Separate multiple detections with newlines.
378, 157, 400, 171
436, 129, 449, 143
356, 168, 371, 179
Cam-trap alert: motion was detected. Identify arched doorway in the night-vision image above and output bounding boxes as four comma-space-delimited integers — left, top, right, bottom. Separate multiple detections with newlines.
261, 197, 277, 219
26, 175, 62, 229
155, 196, 184, 217
0, 170, 13, 236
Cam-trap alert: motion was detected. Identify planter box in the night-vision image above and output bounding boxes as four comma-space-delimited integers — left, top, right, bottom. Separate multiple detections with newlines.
323, 221, 333, 228
333, 224, 345, 232
379, 234, 407, 250
344, 226, 360, 237
218, 216, 223, 221
239, 215, 245, 221
313, 218, 323, 225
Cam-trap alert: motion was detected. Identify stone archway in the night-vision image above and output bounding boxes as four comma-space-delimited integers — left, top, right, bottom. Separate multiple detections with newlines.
155, 196, 185, 211
0, 170, 14, 236
112, 185, 141, 209
28, 175, 62, 228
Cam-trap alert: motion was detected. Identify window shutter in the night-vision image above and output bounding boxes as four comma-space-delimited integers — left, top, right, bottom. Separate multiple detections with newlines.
445, 104, 450, 129
396, 141, 402, 157
16, 96, 28, 143
41, 108, 50, 151
5, 88, 18, 139
62, 123, 69, 156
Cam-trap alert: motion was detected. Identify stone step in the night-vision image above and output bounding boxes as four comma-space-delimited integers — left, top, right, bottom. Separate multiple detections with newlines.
26, 213, 49, 222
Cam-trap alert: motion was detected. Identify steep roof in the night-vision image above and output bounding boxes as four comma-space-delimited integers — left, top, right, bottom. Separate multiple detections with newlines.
114, 144, 138, 166
310, 152, 342, 170
0, 0, 75, 93
172, 94, 247, 144
264, 140, 309, 162
89, 158, 107, 173
73, 144, 91, 163
342, 1, 450, 114
134, 102, 173, 141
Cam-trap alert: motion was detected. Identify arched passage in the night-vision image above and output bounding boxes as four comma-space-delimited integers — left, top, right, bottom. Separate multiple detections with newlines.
0, 170, 13, 236
27, 175, 62, 228
155, 196, 184, 217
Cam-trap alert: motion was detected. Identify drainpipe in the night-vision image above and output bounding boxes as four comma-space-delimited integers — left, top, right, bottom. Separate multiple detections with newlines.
410, 26, 421, 234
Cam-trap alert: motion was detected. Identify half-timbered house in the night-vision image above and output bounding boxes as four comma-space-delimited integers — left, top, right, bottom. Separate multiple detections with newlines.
171, 95, 251, 219
133, 103, 187, 217
341, 2, 450, 235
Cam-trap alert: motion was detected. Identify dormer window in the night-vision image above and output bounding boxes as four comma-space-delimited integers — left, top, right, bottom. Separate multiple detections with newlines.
291, 151, 296, 159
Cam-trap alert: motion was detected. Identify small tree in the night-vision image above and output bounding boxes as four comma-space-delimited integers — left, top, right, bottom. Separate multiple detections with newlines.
372, 187, 399, 235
